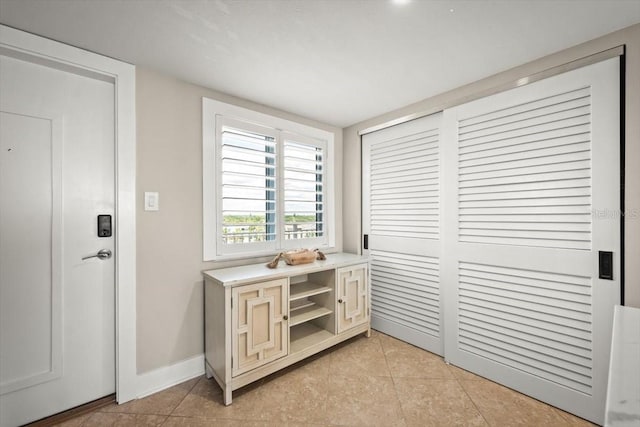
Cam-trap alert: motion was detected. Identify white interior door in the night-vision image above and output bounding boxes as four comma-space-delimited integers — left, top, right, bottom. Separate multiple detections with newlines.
442, 58, 620, 425
0, 53, 115, 426
363, 113, 444, 354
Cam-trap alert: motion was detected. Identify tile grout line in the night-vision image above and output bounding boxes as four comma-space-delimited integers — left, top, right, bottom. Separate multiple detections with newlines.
162, 375, 203, 425
376, 333, 411, 426
450, 369, 493, 427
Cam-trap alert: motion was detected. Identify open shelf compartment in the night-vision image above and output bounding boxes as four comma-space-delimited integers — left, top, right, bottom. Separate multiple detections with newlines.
289, 304, 332, 326
290, 323, 334, 354
290, 281, 332, 301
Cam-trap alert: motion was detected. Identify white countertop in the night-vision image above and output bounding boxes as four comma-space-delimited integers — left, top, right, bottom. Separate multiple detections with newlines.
203, 252, 368, 287
604, 305, 640, 427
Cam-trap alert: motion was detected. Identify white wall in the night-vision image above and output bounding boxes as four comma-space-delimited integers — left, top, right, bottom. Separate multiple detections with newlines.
343, 23, 640, 308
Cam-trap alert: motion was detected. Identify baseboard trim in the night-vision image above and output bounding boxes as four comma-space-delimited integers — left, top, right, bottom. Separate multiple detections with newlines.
135, 354, 204, 400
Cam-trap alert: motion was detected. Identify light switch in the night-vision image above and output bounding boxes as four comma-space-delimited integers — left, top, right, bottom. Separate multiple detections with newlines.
144, 192, 159, 211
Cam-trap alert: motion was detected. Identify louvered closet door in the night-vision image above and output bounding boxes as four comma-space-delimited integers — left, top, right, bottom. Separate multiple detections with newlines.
363, 113, 443, 355
442, 58, 620, 425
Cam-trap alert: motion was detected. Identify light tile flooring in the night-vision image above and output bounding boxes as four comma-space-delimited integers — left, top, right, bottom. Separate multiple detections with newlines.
56, 331, 596, 426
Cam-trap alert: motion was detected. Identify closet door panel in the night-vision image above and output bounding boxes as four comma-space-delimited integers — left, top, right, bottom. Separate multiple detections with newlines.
442, 58, 620, 425
363, 113, 444, 354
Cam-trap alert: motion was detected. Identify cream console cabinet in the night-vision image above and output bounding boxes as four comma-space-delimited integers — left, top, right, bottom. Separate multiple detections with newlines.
203, 253, 370, 404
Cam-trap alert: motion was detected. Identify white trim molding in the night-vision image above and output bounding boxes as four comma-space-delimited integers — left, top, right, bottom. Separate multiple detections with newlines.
136, 354, 204, 399
0, 24, 138, 403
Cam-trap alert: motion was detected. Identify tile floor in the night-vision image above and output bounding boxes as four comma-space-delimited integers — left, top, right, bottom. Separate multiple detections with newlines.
55, 330, 596, 426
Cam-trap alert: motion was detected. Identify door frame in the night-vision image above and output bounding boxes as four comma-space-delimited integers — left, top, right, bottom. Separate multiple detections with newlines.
0, 25, 137, 403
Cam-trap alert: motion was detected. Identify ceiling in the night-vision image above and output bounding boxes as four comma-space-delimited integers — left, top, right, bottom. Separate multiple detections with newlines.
1, 0, 639, 128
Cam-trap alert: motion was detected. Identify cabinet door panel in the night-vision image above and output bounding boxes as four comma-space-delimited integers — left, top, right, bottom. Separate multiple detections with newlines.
337, 265, 368, 333
232, 279, 288, 376
247, 297, 274, 353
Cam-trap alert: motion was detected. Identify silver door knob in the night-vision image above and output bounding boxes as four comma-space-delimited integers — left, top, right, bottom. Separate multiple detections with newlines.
82, 249, 112, 261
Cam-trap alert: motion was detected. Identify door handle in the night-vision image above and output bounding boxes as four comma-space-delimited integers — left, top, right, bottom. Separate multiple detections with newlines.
599, 251, 613, 280
82, 249, 112, 261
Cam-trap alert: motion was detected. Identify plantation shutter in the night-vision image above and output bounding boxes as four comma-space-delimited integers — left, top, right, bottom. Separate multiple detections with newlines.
203, 98, 334, 260
218, 118, 278, 254
282, 134, 327, 247
214, 118, 328, 256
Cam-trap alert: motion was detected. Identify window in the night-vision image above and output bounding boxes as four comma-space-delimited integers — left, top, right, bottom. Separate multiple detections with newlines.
203, 98, 335, 260
283, 136, 325, 241
218, 120, 277, 248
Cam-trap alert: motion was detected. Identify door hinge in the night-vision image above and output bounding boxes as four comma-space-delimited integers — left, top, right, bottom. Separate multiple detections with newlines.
363, 234, 369, 250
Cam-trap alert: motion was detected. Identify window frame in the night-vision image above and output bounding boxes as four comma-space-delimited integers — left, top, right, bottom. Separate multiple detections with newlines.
203, 97, 335, 261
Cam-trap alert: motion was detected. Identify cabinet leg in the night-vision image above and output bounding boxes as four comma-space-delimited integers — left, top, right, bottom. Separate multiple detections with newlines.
365, 327, 371, 338
224, 386, 232, 406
